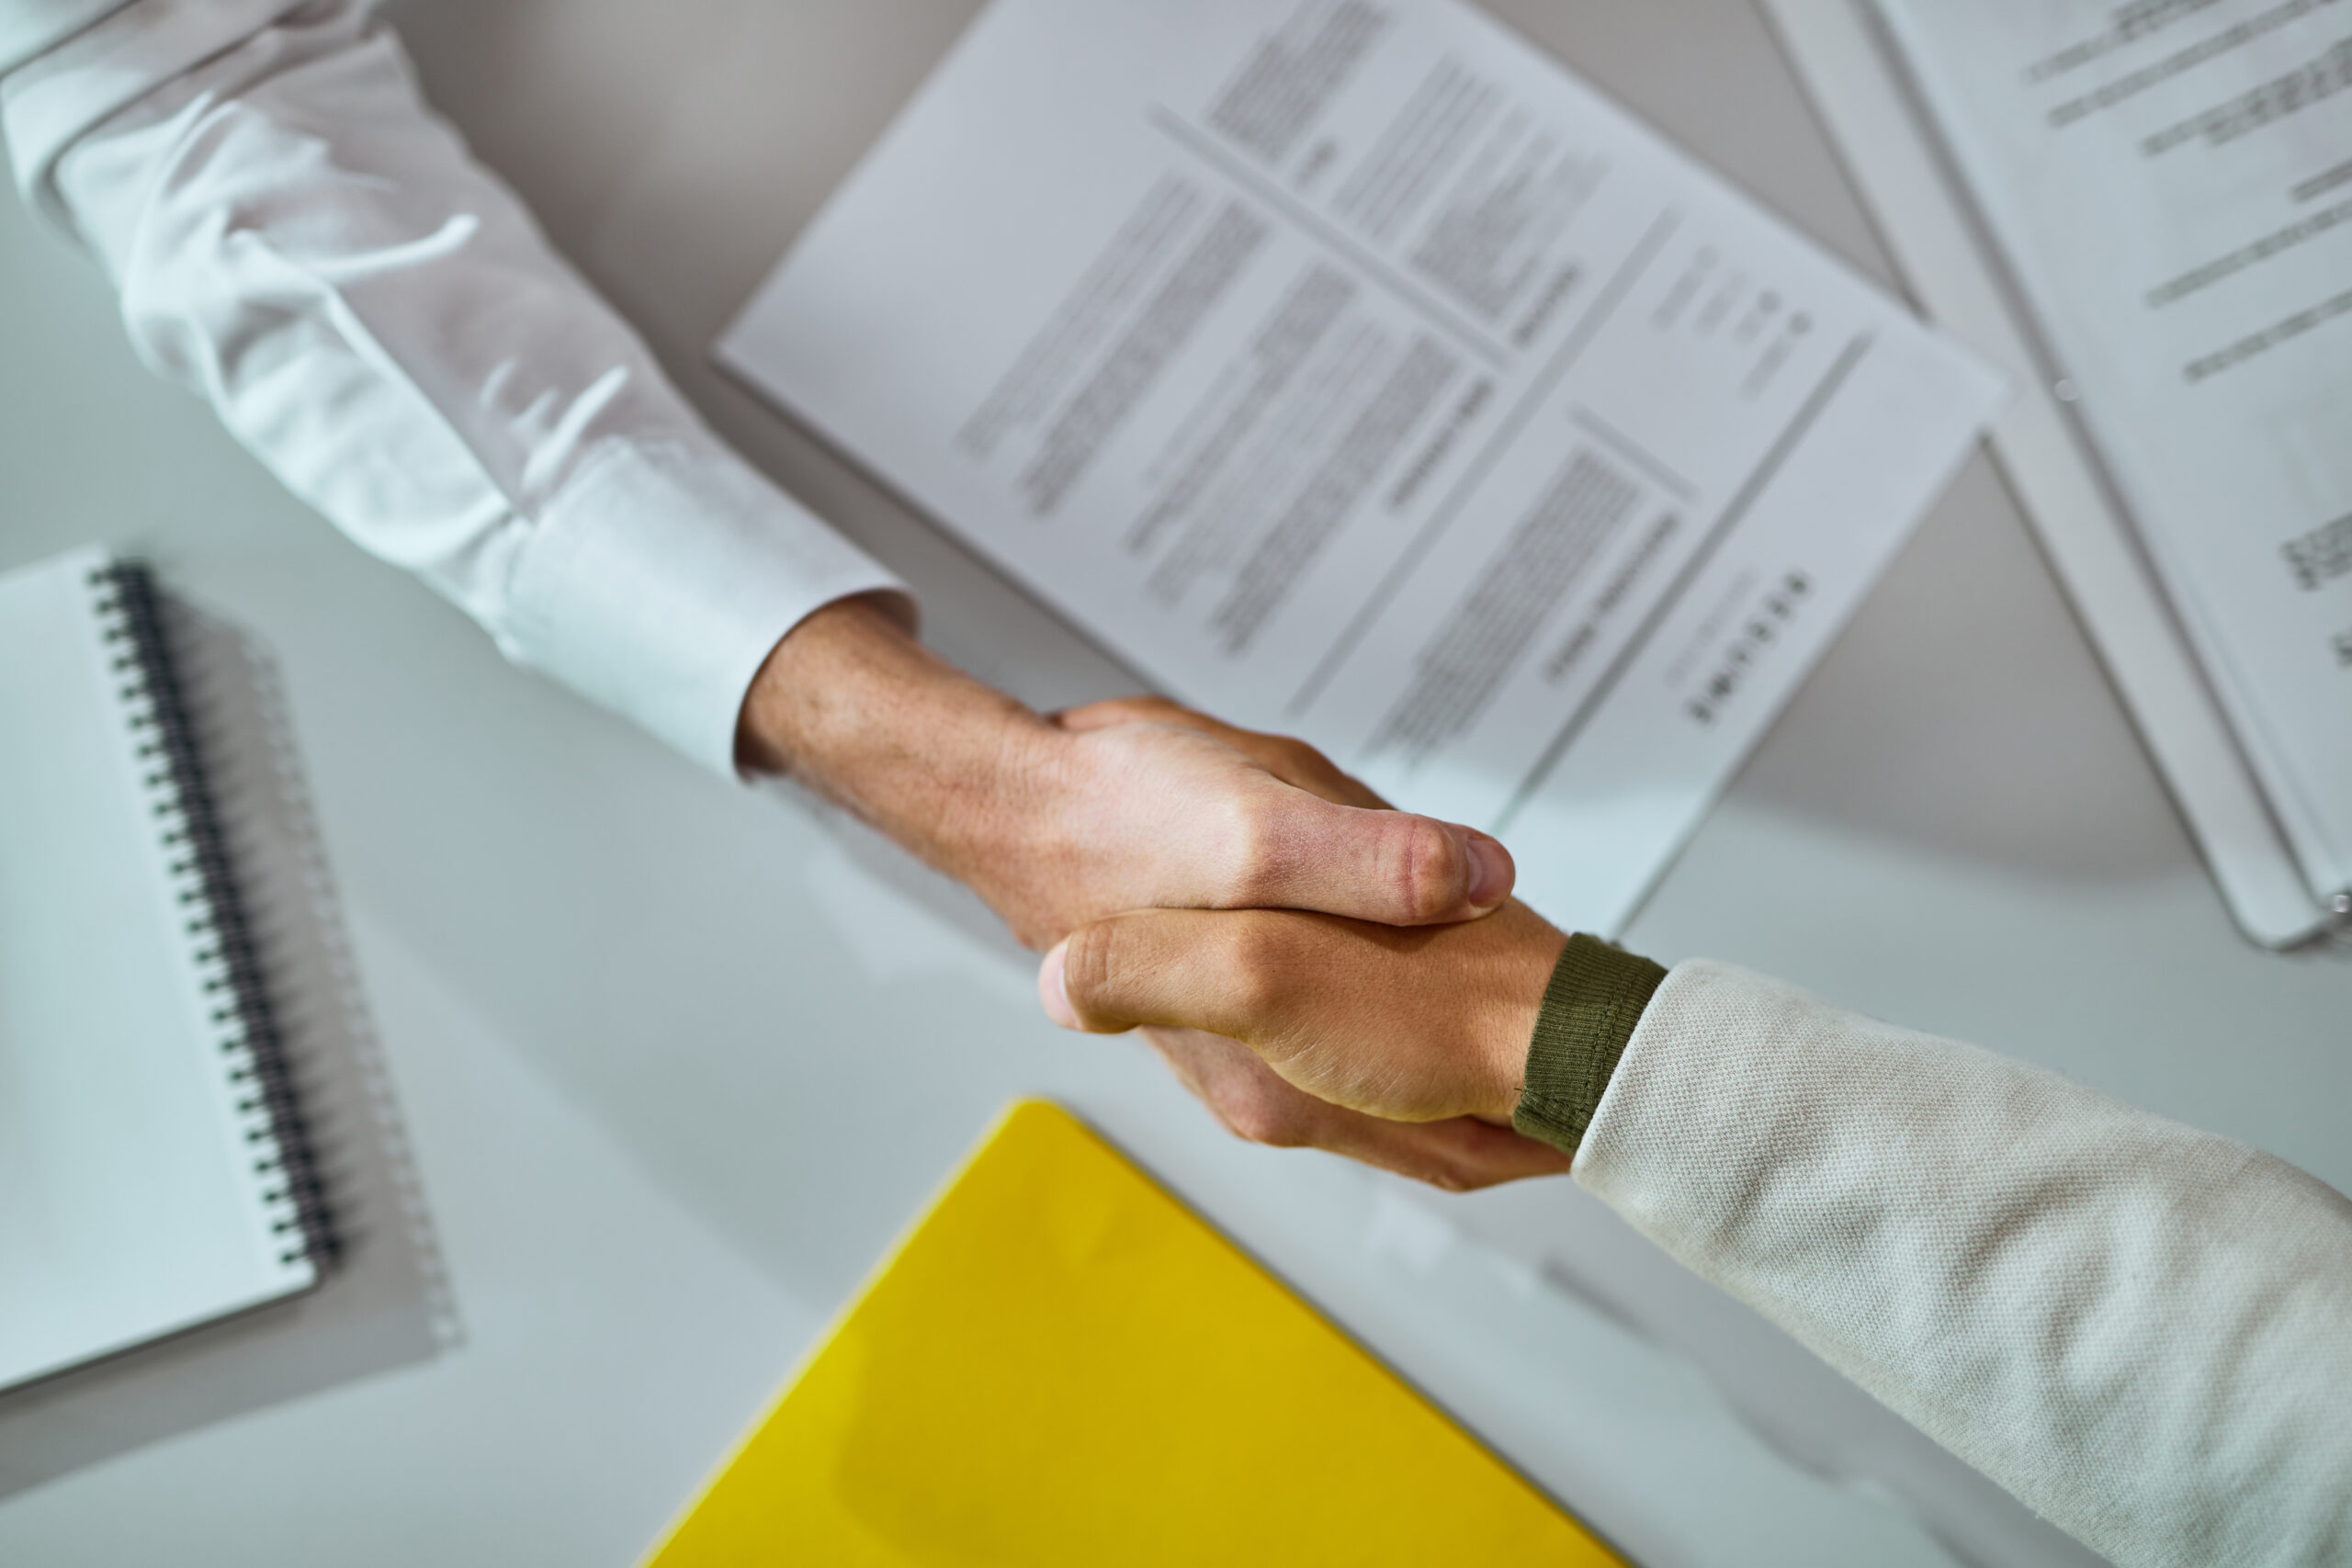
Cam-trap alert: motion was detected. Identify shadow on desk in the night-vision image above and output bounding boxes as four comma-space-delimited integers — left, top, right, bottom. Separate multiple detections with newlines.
0, 605, 458, 1501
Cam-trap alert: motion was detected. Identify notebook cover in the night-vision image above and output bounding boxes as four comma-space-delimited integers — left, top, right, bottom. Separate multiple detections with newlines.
642, 1100, 1623, 1566
0, 547, 321, 1391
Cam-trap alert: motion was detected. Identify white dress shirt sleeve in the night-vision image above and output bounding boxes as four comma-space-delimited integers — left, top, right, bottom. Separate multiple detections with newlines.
1577, 960, 2352, 1568
1, 0, 910, 775
0, 0, 120, 73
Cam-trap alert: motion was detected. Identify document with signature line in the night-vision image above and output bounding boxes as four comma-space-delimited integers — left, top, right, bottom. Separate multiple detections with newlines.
723, 0, 2003, 933
1877, 0, 2352, 920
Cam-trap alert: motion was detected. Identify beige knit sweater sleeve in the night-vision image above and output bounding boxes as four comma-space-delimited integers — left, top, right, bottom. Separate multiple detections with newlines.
1573, 960, 2352, 1568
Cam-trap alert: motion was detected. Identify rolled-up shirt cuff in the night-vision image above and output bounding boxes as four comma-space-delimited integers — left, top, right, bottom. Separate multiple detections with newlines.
501, 436, 912, 779
1511, 934, 1668, 1156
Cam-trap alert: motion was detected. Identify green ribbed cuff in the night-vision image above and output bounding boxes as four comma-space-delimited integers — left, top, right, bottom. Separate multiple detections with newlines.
1510, 934, 1668, 1156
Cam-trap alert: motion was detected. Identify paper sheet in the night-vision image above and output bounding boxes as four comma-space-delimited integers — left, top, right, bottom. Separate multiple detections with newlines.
1877, 0, 2352, 907
721, 0, 2003, 933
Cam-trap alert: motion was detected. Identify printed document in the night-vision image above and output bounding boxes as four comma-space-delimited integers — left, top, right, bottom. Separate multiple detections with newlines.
1879, 0, 2352, 906
722, 0, 2003, 932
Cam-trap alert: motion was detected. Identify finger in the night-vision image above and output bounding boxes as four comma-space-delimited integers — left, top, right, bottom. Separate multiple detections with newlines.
1301, 1111, 1577, 1191
1141, 1028, 1572, 1191
1053, 701, 1513, 920
1222, 780, 1514, 923
1052, 701, 1512, 919
1050, 694, 1188, 733
1055, 698, 1388, 809
1042, 910, 1324, 1040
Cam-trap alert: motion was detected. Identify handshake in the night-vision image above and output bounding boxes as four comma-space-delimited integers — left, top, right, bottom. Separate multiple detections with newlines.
742, 598, 1577, 1190
1031, 698, 1579, 1191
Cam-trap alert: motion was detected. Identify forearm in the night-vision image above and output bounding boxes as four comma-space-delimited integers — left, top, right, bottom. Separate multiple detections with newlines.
1573, 962, 2352, 1568
10, 0, 1541, 969
738, 595, 1054, 897
741, 601, 1521, 950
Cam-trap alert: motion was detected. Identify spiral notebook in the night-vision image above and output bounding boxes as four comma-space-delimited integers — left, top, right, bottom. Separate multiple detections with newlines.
0, 547, 334, 1393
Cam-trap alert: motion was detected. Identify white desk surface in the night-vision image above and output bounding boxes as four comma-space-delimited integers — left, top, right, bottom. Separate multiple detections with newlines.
0, 3, 2343, 1565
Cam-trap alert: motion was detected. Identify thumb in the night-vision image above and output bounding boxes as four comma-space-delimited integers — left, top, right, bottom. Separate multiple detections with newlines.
1220, 780, 1514, 926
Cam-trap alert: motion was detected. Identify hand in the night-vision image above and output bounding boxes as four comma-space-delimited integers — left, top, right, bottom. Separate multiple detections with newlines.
736, 599, 1514, 948
1039, 899, 1568, 1129
1139, 1024, 1574, 1191
1028, 696, 1577, 1191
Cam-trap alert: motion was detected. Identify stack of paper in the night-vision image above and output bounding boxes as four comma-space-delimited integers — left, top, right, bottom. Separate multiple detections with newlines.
720, 0, 2004, 935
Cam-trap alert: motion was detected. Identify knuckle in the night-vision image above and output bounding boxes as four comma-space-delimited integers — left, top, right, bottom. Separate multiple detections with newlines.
1403, 1145, 1480, 1192
1279, 738, 1331, 775
1060, 921, 1125, 1025
1428, 1151, 1482, 1192
1219, 1089, 1307, 1148
1387, 816, 1464, 920
1273, 739, 1339, 791
1270, 742, 1326, 780
1215, 796, 1287, 906
1213, 917, 1291, 1017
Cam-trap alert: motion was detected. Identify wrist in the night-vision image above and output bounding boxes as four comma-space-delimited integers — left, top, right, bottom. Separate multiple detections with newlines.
736, 597, 1078, 940
1465, 907, 1570, 1123
738, 596, 1040, 854
1510, 934, 1668, 1155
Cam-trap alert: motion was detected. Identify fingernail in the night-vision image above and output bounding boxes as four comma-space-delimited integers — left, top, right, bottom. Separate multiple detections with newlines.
1464, 831, 1514, 910
1038, 941, 1079, 1029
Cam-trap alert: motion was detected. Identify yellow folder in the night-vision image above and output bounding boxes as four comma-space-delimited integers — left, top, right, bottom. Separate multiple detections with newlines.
643, 1100, 1623, 1566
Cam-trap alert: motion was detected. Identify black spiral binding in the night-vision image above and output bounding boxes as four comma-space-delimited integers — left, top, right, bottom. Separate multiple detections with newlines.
92, 561, 338, 1274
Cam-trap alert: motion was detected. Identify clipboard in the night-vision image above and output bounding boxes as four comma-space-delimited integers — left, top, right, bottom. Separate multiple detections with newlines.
1761, 0, 2346, 951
